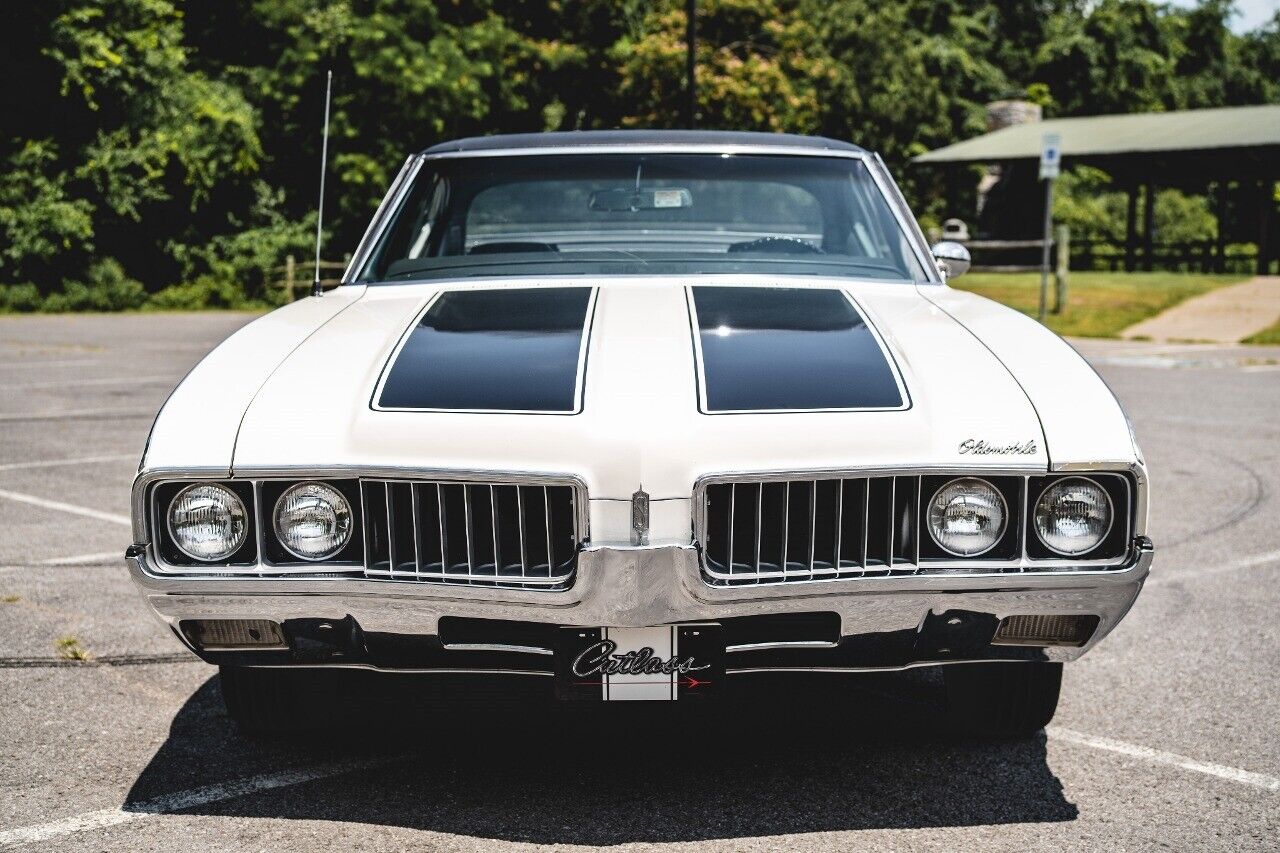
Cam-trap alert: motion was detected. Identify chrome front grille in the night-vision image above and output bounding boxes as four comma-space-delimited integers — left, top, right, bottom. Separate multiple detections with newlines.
361, 480, 581, 589
698, 471, 1134, 585
700, 476, 923, 585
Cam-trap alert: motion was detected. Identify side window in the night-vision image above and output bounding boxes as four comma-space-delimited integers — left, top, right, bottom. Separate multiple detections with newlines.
367, 176, 445, 277
844, 171, 893, 259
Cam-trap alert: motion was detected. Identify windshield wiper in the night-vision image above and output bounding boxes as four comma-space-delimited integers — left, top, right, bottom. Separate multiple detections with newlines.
376, 253, 905, 284
383, 250, 649, 281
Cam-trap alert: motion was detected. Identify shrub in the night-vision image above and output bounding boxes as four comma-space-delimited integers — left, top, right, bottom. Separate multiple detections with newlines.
43, 258, 147, 312
0, 283, 43, 312
147, 275, 264, 310
166, 182, 314, 303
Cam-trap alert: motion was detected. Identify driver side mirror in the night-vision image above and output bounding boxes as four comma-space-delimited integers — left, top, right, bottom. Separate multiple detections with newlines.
930, 241, 971, 280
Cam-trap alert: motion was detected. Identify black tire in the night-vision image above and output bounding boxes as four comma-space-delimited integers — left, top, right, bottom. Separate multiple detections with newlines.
219, 666, 308, 736
943, 661, 1062, 738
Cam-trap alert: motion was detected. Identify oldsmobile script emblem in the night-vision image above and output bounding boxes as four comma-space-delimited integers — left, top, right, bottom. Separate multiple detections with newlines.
958, 439, 1039, 456
571, 640, 709, 678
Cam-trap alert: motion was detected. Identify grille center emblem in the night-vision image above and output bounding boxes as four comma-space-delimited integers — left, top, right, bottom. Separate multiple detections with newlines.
631, 489, 650, 546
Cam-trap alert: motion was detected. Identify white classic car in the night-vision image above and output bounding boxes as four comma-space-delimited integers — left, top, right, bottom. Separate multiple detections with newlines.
128, 131, 1152, 736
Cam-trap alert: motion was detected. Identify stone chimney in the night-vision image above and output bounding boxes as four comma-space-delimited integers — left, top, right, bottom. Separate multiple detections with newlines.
977, 100, 1043, 220
985, 99, 1042, 132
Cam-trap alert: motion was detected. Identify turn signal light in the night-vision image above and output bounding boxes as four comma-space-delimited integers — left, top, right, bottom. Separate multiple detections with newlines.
181, 619, 287, 650
992, 614, 1098, 647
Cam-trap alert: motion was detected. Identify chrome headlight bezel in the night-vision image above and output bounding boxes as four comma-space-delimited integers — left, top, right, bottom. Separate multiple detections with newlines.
1032, 475, 1115, 557
925, 476, 1009, 558
271, 481, 354, 562
165, 482, 249, 563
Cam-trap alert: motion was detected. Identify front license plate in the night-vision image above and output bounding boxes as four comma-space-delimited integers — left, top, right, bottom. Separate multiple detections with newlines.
554, 624, 723, 700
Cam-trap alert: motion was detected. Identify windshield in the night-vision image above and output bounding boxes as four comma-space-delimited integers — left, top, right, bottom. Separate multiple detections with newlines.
358, 153, 928, 283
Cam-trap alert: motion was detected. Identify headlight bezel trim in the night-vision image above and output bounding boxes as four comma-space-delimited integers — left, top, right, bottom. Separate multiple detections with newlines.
1031, 474, 1116, 557
1024, 471, 1132, 562
925, 475, 1011, 558
161, 481, 255, 565
147, 477, 365, 570
271, 480, 356, 562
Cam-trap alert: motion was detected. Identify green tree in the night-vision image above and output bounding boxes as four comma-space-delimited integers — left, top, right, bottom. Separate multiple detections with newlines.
1, 0, 1277, 307
194, 0, 585, 251
610, 0, 827, 132
1, 0, 263, 295
1033, 0, 1181, 115
0, 142, 95, 281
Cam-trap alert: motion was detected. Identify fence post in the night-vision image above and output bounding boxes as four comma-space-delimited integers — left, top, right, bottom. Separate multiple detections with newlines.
284, 255, 296, 302
1053, 225, 1069, 314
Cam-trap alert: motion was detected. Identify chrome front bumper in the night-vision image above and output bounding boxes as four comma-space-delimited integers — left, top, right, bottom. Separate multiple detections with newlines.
128, 536, 1153, 669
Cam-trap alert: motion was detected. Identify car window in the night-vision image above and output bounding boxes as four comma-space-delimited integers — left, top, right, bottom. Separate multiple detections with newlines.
361, 153, 927, 283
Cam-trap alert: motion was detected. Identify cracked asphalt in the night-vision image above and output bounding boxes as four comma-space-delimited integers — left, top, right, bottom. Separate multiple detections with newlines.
1, 312, 1277, 851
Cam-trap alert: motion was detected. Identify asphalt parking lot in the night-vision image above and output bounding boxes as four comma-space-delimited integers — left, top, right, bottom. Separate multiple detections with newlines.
1, 311, 1278, 851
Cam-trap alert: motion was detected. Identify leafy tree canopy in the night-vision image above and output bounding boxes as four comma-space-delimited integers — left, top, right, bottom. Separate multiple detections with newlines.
0, 0, 1276, 305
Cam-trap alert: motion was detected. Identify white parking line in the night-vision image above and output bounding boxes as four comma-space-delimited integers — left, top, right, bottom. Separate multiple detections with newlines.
0, 758, 388, 847
0, 453, 136, 472
0, 359, 98, 370
0, 408, 151, 422
0, 488, 131, 527
40, 551, 123, 565
0, 375, 175, 391
1148, 549, 1280, 585
1049, 727, 1280, 792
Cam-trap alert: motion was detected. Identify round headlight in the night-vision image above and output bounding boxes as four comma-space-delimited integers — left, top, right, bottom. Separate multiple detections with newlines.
1034, 477, 1112, 555
927, 477, 1007, 557
167, 484, 248, 562
273, 482, 352, 561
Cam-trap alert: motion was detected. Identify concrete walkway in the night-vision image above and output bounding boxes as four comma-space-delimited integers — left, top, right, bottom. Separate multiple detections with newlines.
1121, 275, 1280, 343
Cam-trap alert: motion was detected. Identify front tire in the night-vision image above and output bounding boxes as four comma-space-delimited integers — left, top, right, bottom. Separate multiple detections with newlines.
943, 661, 1062, 738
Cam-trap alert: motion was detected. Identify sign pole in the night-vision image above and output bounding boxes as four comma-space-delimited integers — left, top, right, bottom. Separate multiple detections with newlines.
1038, 178, 1055, 322
685, 0, 697, 128
1038, 132, 1061, 323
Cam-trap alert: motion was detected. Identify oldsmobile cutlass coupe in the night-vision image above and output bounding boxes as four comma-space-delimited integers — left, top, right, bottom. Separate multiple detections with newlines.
128, 131, 1152, 736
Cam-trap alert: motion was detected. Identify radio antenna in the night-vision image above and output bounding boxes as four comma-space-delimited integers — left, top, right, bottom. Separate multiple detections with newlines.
312, 69, 333, 298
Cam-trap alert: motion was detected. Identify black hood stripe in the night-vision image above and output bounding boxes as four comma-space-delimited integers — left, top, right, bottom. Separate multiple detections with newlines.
690, 287, 906, 413
377, 287, 594, 413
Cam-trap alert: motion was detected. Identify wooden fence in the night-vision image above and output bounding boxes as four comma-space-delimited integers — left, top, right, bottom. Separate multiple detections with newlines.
269, 256, 349, 301
1070, 239, 1258, 274
963, 225, 1071, 314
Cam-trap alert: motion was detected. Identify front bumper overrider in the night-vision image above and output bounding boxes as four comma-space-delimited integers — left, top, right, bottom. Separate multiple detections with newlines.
127, 536, 1153, 672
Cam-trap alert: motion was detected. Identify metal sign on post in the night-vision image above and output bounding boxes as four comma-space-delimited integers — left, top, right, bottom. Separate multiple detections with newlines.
1038, 132, 1061, 321
1039, 132, 1061, 180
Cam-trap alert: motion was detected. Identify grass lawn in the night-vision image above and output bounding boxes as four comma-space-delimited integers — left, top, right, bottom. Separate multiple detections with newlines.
952, 272, 1248, 338
1242, 319, 1280, 345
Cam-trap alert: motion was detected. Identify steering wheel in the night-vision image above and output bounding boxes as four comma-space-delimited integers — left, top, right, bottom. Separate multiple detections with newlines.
727, 236, 824, 255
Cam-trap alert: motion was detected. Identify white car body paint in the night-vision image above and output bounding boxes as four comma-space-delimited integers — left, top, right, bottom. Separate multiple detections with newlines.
210, 276, 1073, 545
917, 284, 1138, 468
140, 286, 366, 472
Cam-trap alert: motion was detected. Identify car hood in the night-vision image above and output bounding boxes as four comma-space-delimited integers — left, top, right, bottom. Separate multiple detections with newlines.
223, 278, 1052, 499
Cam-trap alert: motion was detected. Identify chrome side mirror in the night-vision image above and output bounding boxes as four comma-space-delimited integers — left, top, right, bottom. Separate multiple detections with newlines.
930, 241, 971, 280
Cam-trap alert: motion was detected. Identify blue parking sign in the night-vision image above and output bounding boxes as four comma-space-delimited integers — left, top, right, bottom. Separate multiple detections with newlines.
1040, 132, 1062, 179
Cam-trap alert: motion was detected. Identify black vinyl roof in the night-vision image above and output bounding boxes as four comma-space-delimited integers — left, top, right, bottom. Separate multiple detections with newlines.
422, 130, 866, 156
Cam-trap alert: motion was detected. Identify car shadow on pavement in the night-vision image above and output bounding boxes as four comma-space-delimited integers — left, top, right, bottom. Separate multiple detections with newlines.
127, 669, 1077, 843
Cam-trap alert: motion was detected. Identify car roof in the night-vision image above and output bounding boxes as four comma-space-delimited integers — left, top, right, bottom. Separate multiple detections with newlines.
421, 130, 867, 156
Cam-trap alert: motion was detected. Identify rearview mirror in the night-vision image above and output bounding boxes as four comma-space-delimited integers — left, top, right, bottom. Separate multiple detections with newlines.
589, 187, 693, 212
930, 241, 971, 279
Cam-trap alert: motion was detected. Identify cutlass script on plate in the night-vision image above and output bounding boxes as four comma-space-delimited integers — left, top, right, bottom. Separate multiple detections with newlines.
958, 439, 1039, 455
571, 640, 709, 677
